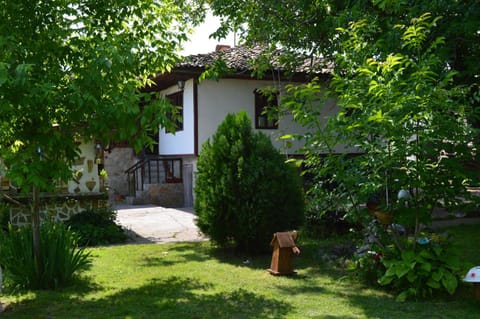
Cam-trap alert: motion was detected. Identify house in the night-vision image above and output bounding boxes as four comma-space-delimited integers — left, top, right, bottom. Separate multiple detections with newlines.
1, 140, 108, 226
106, 45, 341, 207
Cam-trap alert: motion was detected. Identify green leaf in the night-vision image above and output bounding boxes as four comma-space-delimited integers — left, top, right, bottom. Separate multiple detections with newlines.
378, 274, 394, 286
440, 254, 461, 269
395, 263, 413, 278
407, 271, 417, 283
359, 68, 375, 76
401, 250, 415, 262
432, 271, 443, 282
367, 110, 385, 122
441, 271, 458, 295
427, 278, 441, 289
419, 249, 434, 260
396, 290, 409, 302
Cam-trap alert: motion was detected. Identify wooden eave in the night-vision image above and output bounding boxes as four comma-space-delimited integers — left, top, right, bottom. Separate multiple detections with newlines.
145, 67, 328, 93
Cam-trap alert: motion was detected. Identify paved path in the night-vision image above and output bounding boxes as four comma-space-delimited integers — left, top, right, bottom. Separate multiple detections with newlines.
115, 205, 208, 244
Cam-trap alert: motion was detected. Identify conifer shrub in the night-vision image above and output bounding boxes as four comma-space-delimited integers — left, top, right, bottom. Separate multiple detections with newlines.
195, 111, 304, 253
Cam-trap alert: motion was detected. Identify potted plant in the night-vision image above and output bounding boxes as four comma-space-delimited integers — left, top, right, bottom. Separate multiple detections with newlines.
366, 193, 394, 225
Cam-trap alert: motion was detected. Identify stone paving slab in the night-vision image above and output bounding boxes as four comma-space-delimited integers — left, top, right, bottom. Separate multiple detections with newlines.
114, 204, 208, 244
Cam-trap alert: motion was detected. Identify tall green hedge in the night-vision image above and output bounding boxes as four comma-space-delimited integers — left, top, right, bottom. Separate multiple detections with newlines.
194, 111, 304, 253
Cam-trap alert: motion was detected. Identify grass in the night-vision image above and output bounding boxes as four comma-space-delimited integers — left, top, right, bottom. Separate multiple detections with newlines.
1, 224, 480, 318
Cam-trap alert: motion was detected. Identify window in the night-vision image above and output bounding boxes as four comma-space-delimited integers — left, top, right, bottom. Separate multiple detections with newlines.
254, 89, 278, 129
163, 159, 182, 183
166, 91, 183, 133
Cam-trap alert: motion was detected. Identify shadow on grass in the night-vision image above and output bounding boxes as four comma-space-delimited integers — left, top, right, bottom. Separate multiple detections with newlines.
0, 266, 102, 298
122, 228, 156, 244
273, 279, 326, 295
208, 246, 273, 270
206, 240, 346, 279
3, 276, 292, 319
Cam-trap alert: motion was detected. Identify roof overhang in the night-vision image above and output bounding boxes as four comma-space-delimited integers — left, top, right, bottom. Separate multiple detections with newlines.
145, 67, 329, 92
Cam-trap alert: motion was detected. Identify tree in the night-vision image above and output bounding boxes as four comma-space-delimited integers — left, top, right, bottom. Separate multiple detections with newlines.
195, 111, 304, 253
208, 0, 479, 87
206, 1, 478, 298
0, 0, 203, 275
207, 0, 479, 232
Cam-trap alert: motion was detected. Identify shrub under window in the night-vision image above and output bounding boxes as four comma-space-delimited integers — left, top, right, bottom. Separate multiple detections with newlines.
194, 111, 304, 253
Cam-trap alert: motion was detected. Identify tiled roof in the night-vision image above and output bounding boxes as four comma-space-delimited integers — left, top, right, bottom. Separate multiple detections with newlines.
178, 45, 331, 75
147, 46, 330, 91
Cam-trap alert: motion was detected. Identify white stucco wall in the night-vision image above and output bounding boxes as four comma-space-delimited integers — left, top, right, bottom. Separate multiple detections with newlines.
197, 78, 317, 154
158, 77, 356, 157
158, 79, 195, 155
67, 141, 101, 193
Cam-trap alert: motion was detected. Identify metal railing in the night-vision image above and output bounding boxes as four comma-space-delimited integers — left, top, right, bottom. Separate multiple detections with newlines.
125, 156, 182, 196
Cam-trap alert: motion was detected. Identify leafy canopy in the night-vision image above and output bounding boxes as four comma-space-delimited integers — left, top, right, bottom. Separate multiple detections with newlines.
206, 1, 479, 299
0, 0, 203, 192
207, 0, 479, 223
208, 0, 480, 86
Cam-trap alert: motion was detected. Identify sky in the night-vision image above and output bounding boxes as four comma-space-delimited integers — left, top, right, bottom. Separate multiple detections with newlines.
180, 12, 236, 56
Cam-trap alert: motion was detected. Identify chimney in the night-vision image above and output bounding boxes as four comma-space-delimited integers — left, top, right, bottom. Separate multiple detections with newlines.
215, 44, 231, 52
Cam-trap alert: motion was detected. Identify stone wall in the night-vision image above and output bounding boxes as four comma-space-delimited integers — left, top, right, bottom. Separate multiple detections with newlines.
103, 147, 137, 197
9, 193, 108, 227
144, 183, 184, 208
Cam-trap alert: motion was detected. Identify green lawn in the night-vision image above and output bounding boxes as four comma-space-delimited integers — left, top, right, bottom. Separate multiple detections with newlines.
1, 224, 480, 319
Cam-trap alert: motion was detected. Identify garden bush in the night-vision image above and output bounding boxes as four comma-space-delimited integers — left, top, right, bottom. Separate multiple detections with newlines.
353, 222, 463, 301
304, 209, 356, 239
195, 111, 305, 253
377, 233, 462, 302
0, 222, 91, 290
65, 206, 127, 246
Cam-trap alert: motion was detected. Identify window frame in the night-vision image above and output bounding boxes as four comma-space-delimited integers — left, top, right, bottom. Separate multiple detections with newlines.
163, 158, 183, 183
254, 88, 279, 130
165, 91, 184, 133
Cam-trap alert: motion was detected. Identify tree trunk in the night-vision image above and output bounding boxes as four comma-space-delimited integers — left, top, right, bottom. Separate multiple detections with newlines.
31, 185, 43, 274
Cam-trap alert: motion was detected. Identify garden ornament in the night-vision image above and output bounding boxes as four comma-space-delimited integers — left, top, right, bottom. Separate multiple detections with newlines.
397, 189, 411, 200
268, 231, 300, 275
417, 237, 430, 245
464, 266, 480, 300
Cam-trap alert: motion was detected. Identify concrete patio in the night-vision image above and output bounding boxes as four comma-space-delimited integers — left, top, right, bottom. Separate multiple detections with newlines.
114, 204, 207, 244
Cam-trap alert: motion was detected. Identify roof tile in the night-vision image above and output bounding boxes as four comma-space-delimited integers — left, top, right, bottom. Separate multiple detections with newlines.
179, 45, 331, 74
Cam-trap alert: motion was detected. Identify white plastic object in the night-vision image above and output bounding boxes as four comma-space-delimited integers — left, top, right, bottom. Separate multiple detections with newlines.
397, 189, 411, 200
464, 266, 480, 283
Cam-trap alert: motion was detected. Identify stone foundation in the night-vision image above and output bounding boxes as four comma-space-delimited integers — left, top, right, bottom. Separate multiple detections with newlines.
144, 183, 184, 208
9, 193, 108, 227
